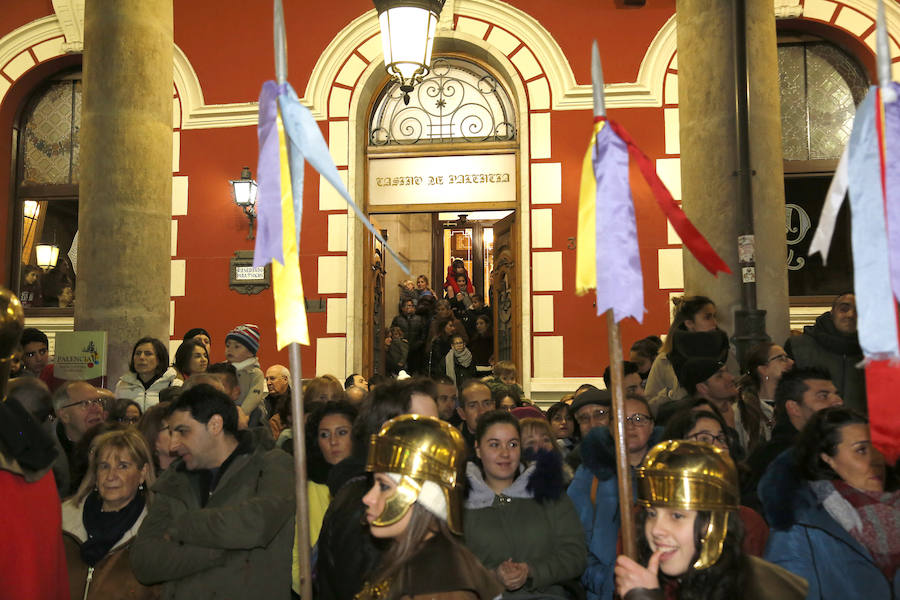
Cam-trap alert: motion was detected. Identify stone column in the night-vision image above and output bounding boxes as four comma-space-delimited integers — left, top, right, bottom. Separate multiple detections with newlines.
676, 0, 790, 350
76, 0, 173, 383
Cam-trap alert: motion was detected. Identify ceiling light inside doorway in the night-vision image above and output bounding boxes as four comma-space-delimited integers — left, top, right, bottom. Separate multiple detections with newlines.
373, 0, 445, 105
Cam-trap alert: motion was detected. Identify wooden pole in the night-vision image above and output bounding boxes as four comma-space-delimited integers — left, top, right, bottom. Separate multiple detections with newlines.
605, 311, 638, 560
592, 41, 637, 560
273, 2, 313, 598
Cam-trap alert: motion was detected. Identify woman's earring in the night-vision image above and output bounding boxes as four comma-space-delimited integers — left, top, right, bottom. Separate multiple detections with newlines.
139, 482, 145, 491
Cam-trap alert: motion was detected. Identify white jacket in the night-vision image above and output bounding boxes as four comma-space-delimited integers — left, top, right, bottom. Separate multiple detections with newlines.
115, 367, 182, 411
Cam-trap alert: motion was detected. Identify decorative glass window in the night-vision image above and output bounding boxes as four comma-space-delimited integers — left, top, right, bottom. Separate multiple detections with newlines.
778, 41, 868, 161
13, 71, 81, 310
369, 57, 516, 145
778, 39, 867, 298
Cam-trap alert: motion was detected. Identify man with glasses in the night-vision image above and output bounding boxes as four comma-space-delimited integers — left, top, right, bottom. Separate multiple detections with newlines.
51, 380, 105, 495
20, 327, 51, 377
567, 393, 662, 600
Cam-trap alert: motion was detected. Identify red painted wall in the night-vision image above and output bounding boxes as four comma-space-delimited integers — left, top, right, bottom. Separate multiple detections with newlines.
1, 1, 679, 379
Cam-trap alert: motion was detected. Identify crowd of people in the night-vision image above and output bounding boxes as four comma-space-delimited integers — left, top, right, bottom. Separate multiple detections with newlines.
1, 291, 897, 600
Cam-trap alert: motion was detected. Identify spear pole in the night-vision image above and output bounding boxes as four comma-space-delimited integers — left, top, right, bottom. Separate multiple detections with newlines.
273, 1, 313, 598
592, 41, 638, 560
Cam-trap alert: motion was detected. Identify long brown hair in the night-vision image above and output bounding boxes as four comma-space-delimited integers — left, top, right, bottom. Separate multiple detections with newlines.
660, 295, 715, 355
366, 503, 461, 599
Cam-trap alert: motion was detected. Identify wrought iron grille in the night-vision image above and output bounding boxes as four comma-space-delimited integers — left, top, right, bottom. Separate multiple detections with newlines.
369, 57, 517, 145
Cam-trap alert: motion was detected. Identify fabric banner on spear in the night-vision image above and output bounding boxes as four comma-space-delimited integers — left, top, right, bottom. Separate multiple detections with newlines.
254, 81, 409, 350
575, 117, 730, 324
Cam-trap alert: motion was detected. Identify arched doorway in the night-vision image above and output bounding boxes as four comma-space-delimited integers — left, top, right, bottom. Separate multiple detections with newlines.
361, 56, 520, 377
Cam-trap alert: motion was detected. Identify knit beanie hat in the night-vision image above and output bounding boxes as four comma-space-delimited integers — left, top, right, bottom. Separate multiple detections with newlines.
226, 324, 261, 355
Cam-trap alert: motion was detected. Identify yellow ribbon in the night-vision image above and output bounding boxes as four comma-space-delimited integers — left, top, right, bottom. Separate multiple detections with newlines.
272, 108, 310, 348
575, 120, 605, 295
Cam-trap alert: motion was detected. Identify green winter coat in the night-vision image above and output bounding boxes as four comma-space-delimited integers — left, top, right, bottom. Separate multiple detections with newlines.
463, 461, 586, 599
130, 431, 295, 600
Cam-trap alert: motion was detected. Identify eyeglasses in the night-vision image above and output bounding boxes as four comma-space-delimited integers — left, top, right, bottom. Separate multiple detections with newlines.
687, 431, 729, 446
767, 354, 791, 364
24, 348, 48, 359
60, 397, 105, 410
117, 416, 140, 425
624, 413, 653, 426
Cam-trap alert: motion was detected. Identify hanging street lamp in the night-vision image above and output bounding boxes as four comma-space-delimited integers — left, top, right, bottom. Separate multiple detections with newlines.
373, 0, 445, 104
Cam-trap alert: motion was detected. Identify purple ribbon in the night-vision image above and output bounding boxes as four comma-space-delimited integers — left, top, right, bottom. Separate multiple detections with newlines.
884, 82, 900, 306
253, 81, 285, 267
593, 124, 645, 323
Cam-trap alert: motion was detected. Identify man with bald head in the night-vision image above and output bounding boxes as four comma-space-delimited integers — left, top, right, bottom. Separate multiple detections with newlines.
264, 364, 290, 418
52, 380, 104, 494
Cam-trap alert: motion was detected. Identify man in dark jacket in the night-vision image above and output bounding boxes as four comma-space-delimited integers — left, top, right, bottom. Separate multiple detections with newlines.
784, 293, 865, 413
131, 384, 295, 600
390, 299, 427, 374
743, 367, 842, 508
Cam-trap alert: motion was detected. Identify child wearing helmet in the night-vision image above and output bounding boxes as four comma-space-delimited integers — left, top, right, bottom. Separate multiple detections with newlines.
614, 440, 807, 600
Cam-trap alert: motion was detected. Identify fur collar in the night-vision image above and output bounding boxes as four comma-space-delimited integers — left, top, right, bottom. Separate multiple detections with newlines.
465, 449, 566, 509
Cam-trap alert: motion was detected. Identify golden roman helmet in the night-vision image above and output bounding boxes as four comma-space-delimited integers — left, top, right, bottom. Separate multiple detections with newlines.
366, 414, 467, 534
636, 439, 739, 570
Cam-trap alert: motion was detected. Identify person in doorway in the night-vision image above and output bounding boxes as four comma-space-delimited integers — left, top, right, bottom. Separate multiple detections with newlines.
385, 325, 409, 376
391, 299, 427, 375
449, 273, 474, 317
468, 314, 494, 367
445, 334, 476, 388
443, 258, 474, 296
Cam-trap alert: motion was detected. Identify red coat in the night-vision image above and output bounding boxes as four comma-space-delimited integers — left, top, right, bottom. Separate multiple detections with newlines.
443, 265, 474, 295
0, 468, 70, 600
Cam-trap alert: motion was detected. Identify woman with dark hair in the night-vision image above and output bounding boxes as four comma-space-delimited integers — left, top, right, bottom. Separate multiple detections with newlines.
493, 386, 521, 411
469, 313, 494, 367
172, 338, 209, 381
107, 398, 143, 426
316, 379, 439, 600
760, 407, 899, 599
547, 401, 577, 457
614, 440, 806, 600
661, 409, 769, 557
115, 337, 181, 410
645, 296, 718, 410
357, 415, 501, 600
136, 402, 174, 472
735, 342, 793, 453
62, 429, 159, 599
630, 336, 663, 382
427, 317, 457, 378
464, 410, 586, 598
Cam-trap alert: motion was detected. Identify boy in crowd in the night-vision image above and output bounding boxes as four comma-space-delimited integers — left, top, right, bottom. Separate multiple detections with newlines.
224, 324, 267, 418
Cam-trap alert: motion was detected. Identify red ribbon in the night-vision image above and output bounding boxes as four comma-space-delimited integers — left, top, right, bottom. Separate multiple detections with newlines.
865, 360, 900, 465
595, 116, 732, 276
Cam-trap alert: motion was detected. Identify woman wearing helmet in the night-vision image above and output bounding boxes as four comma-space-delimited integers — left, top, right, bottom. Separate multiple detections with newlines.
356, 415, 502, 600
614, 440, 807, 599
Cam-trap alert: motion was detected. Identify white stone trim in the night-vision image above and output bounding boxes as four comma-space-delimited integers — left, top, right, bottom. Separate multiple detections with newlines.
50, 0, 84, 52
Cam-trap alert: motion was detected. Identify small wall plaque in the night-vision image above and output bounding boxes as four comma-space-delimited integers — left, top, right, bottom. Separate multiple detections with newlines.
229, 251, 271, 295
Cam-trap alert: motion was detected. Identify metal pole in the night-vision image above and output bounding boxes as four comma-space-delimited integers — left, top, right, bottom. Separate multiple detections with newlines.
606, 311, 637, 560
731, 0, 768, 365
273, 3, 312, 599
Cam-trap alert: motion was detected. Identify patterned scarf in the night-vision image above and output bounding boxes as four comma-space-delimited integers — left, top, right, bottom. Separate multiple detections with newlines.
832, 479, 900, 581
